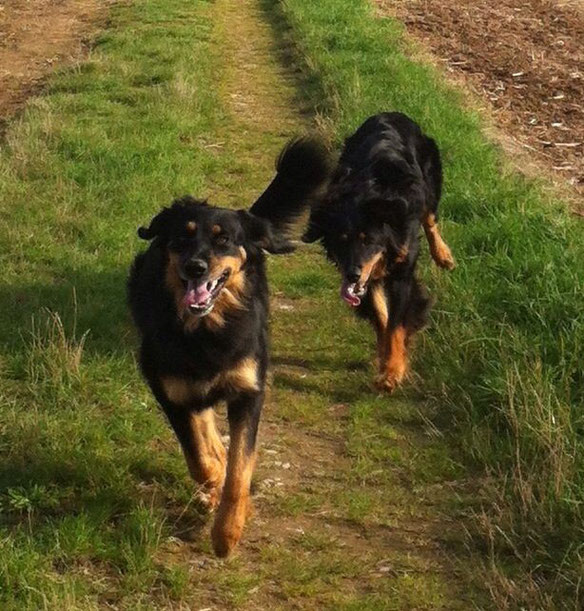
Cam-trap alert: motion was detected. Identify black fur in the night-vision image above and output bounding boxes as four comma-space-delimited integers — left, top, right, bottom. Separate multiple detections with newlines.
303, 112, 453, 391
127, 138, 329, 555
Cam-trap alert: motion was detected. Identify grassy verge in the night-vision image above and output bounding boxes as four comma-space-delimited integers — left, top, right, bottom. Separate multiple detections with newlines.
0, 0, 486, 608
275, 0, 584, 605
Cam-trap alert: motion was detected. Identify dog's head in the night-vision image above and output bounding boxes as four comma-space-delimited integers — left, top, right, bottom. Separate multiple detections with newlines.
302, 156, 417, 307
138, 196, 293, 320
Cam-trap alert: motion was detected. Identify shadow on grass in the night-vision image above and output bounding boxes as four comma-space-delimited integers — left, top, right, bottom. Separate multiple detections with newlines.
272, 355, 369, 372
0, 266, 133, 356
273, 369, 373, 404
0, 435, 208, 543
0, 264, 212, 544
257, 0, 333, 125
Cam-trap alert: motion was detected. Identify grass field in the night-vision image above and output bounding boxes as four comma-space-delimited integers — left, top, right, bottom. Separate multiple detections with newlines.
0, 0, 582, 608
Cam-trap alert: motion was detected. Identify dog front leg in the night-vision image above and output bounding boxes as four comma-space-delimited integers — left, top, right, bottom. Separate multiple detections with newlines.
165, 406, 227, 509
376, 278, 410, 393
369, 282, 389, 375
211, 391, 262, 557
423, 212, 455, 270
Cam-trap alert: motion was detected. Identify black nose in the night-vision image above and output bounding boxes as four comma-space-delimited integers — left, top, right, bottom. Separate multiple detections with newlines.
346, 267, 362, 284
184, 258, 208, 279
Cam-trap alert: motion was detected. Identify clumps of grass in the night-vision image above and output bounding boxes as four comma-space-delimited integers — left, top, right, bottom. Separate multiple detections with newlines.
25, 308, 89, 407
276, 0, 584, 605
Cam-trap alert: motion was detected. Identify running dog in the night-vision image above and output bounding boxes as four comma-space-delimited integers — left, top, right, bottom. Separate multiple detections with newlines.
302, 112, 455, 392
128, 139, 328, 556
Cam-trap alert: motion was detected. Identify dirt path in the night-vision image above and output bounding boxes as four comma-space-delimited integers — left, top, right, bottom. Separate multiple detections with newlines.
175, 0, 486, 608
0, 0, 107, 124
376, 0, 584, 206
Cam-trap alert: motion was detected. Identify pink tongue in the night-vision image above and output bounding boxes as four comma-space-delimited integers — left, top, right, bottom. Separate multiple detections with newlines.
184, 280, 212, 308
341, 280, 361, 307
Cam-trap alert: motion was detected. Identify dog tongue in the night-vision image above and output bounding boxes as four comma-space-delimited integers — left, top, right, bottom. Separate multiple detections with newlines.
184, 280, 212, 308
341, 281, 361, 307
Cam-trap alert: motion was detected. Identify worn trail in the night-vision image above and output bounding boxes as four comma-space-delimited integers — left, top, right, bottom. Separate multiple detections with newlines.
183, 0, 485, 608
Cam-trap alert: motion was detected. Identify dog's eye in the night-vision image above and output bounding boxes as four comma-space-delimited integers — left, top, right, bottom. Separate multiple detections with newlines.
214, 234, 229, 246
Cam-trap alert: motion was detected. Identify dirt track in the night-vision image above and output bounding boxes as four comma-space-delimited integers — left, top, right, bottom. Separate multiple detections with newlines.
0, 0, 106, 122
377, 0, 584, 201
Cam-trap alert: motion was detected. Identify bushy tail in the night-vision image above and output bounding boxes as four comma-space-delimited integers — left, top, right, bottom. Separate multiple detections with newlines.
249, 137, 330, 231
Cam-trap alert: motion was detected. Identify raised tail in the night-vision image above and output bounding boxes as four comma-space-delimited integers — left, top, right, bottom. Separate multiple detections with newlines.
249, 137, 330, 232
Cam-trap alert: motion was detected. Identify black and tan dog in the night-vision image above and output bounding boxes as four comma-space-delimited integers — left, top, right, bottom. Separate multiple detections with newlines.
128, 139, 328, 556
303, 112, 454, 392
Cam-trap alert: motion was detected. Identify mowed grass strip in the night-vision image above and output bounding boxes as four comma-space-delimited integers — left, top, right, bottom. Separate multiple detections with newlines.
275, 0, 584, 605
0, 0, 483, 609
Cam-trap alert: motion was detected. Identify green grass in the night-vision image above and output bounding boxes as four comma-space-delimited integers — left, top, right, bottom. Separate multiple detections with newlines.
0, 0, 486, 608
275, 0, 584, 606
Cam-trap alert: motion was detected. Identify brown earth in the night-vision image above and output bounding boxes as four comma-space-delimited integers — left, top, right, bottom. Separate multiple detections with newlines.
0, 0, 108, 124
376, 0, 584, 202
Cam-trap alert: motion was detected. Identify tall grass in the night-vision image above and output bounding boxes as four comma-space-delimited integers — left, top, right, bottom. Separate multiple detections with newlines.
276, 0, 584, 604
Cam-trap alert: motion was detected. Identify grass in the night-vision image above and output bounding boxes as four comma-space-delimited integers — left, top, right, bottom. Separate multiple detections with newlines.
0, 0, 486, 609
274, 0, 584, 606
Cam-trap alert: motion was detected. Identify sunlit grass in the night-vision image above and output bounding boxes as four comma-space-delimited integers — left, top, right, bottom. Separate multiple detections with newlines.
277, 0, 584, 605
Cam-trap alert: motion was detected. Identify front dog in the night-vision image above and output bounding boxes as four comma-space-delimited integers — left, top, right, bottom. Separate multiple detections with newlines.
128, 139, 328, 556
303, 112, 454, 392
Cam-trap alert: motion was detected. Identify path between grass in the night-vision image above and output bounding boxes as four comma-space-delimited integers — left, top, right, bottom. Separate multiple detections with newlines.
0, 0, 488, 608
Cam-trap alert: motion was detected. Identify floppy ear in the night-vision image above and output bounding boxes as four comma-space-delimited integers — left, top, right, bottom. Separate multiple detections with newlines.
137, 207, 173, 241
301, 208, 325, 243
372, 157, 416, 188
237, 210, 295, 255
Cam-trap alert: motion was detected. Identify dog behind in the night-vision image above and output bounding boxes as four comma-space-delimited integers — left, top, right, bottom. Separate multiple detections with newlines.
303, 112, 454, 391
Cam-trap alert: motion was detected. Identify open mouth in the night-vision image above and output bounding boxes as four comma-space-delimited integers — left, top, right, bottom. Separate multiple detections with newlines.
182, 270, 230, 316
340, 279, 367, 307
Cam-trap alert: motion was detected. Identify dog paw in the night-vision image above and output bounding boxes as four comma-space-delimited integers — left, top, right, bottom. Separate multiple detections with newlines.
198, 486, 223, 512
211, 499, 250, 557
434, 247, 456, 270
375, 371, 404, 393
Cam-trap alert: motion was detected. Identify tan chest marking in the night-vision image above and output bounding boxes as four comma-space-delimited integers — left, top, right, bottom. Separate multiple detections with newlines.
160, 357, 259, 405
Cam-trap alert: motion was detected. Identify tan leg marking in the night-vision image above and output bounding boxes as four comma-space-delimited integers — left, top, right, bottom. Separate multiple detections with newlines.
175, 409, 227, 509
423, 213, 455, 270
370, 282, 389, 372
211, 417, 256, 557
376, 325, 408, 393
394, 244, 409, 265
221, 357, 259, 394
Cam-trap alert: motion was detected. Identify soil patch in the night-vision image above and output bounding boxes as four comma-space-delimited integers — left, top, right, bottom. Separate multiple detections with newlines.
0, 0, 109, 123
377, 0, 584, 201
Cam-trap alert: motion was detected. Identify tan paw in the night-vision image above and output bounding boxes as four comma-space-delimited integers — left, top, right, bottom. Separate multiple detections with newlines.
211, 498, 250, 557
433, 245, 456, 270
375, 372, 402, 393
198, 485, 223, 511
